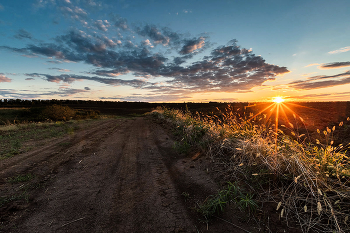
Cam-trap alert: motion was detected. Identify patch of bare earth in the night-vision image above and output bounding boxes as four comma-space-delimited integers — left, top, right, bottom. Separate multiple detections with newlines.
1, 117, 267, 232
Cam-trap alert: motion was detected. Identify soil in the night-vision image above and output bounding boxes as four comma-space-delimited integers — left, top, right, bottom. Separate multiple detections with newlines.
0, 117, 298, 233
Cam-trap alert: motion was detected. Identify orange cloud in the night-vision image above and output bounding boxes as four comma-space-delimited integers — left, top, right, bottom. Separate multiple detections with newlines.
305, 63, 321, 67
328, 46, 350, 54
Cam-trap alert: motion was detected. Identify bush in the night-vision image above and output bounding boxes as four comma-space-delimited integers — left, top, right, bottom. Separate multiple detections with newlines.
41, 105, 76, 121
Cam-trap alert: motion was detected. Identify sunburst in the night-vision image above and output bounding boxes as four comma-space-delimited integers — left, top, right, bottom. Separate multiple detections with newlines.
273, 96, 285, 104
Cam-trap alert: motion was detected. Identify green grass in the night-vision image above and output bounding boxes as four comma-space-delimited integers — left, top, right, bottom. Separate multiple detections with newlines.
196, 182, 257, 223
0, 192, 29, 207
0, 120, 93, 160
7, 174, 34, 183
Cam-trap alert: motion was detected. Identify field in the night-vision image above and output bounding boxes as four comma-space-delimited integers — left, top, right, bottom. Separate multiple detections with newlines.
1, 101, 350, 232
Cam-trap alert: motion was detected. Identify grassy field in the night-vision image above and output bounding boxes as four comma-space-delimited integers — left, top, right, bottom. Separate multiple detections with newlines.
2, 102, 350, 232
0, 106, 107, 160
151, 105, 350, 233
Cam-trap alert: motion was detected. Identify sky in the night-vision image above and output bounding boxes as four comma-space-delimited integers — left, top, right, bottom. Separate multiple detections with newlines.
0, 0, 350, 103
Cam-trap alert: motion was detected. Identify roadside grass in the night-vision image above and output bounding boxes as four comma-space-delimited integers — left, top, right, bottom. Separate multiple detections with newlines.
6, 174, 34, 183
0, 119, 99, 160
152, 106, 350, 233
0, 174, 36, 208
196, 182, 257, 224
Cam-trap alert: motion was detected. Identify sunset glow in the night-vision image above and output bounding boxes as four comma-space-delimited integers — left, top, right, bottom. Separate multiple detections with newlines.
273, 97, 285, 104
0, 1, 350, 102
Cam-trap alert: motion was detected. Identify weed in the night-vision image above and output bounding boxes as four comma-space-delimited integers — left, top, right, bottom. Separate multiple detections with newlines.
0, 192, 29, 207
196, 182, 253, 222
173, 141, 191, 154
181, 192, 190, 202
7, 174, 34, 183
238, 193, 258, 213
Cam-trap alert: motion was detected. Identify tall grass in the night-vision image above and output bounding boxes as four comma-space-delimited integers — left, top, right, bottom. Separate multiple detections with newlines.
152, 106, 350, 233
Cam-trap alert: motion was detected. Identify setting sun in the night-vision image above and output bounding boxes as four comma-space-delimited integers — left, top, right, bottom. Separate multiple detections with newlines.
273, 97, 285, 103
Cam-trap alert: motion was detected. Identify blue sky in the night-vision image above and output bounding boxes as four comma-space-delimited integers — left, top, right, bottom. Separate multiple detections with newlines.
1, 0, 350, 102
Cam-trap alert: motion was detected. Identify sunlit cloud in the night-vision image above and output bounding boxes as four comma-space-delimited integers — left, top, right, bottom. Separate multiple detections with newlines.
302, 72, 317, 76
305, 63, 321, 67
328, 46, 350, 54
289, 91, 350, 100
288, 70, 350, 90
179, 37, 205, 54
0, 74, 11, 82
49, 68, 71, 72
95, 19, 110, 31
318, 61, 350, 69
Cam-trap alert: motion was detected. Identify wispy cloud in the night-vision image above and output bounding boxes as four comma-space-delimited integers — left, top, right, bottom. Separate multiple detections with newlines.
328, 46, 350, 54
288, 70, 350, 90
14, 29, 33, 40
305, 63, 321, 67
49, 68, 71, 72
319, 61, 350, 69
290, 91, 350, 100
0, 87, 89, 99
0, 73, 11, 82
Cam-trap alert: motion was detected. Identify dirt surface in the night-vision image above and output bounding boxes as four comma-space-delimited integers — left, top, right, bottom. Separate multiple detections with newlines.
1, 117, 290, 233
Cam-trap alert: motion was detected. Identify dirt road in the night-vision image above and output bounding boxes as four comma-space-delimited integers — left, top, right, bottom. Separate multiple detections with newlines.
1, 117, 259, 233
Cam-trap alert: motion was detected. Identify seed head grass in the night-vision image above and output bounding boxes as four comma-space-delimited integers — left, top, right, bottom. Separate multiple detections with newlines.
152, 106, 350, 233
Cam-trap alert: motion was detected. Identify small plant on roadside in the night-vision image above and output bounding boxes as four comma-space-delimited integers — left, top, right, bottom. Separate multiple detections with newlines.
238, 193, 258, 214
196, 182, 248, 222
7, 174, 34, 183
181, 192, 190, 202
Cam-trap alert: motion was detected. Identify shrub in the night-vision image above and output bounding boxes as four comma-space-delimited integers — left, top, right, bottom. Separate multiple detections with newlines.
41, 105, 76, 121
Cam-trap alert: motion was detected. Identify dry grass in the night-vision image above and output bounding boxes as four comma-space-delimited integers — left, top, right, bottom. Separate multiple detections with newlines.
151, 106, 350, 233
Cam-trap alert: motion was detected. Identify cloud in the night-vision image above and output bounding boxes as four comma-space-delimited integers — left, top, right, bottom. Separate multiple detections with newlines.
91, 68, 128, 77
25, 78, 35, 81
136, 24, 171, 46
179, 37, 205, 54
288, 70, 350, 90
0, 87, 89, 99
84, 87, 91, 90
111, 16, 128, 30
142, 39, 154, 48
4, 27, 288, 94
14, 29, 33, 40
289, 91, 350, 100
95, 20, 110, 31
305, 63, 321, 67
49, 68, 71, 72
26, 73, 147, 88
0, 3, 4, 11
328, 46, 350, 54
0, 74, 11, 82
319, 61, 350, 69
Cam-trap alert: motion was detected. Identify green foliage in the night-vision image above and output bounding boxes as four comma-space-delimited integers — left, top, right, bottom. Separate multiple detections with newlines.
7, 174, 34, 183
196, 182, 257, 222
